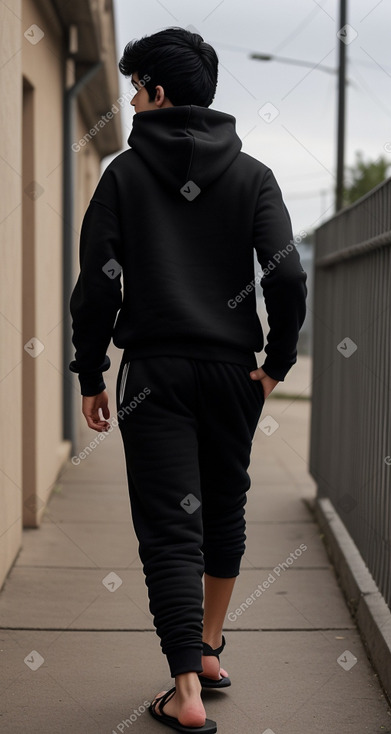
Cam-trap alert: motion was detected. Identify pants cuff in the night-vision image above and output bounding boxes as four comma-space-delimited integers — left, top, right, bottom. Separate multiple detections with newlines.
204, 559, 242, 577
166, 645, 203, 678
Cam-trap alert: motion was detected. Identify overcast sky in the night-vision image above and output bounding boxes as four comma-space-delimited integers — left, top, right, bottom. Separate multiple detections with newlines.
107, 0, 391, 237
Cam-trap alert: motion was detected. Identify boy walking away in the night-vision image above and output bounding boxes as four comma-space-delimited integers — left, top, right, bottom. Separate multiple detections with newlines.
69, 27, 307, 733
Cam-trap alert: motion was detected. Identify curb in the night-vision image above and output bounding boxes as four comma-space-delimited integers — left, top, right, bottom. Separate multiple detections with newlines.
306, 496, 391, 704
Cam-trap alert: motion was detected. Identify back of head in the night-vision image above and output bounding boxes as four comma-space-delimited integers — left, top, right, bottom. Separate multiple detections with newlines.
118, 27, 219, 107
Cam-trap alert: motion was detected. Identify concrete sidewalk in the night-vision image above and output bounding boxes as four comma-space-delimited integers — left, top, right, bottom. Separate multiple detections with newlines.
1, 347, 390, 733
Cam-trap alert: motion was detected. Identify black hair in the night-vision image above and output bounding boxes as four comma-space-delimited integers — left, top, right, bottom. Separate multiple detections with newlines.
118, 27, 218, 107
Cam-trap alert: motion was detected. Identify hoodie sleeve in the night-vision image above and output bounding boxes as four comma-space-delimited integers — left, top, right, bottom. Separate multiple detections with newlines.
253, 168, 307, 382
69, 192, 123, 397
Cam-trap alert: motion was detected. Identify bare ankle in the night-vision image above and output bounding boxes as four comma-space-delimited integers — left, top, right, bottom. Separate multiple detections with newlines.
202, 631, 223, 650
175, 672, 202, 696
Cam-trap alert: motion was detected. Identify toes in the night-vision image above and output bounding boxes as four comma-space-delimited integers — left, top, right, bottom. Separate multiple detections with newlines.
219, 666, 229, 678
152, 690, 167, 715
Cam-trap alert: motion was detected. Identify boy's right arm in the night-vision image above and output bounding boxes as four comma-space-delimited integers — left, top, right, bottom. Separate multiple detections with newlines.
253, 167, 307, 383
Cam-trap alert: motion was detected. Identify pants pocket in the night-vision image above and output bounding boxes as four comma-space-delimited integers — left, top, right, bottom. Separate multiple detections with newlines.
243, 365, 265, 403
118, 361, 131, 408
255, 377, 265, 402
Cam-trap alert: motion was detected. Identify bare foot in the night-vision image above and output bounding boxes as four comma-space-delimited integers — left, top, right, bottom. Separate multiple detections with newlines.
201, 636, 229, 681
201, 655, 229, 681
151, 687, 206, 728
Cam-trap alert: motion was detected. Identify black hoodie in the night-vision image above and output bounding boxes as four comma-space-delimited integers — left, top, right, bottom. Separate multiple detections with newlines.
69, 105, 307, 396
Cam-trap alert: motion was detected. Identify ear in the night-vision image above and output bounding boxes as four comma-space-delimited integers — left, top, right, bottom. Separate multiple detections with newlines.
154, 85, 166, 108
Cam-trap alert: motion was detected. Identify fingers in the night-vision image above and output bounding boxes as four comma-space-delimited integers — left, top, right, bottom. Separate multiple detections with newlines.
85, 414, 110, 432
101, 403, 110, 420
84, 410, 110, 431
82, 392, 111, 432
248, 368, 279, 400
249, 368, 265, 381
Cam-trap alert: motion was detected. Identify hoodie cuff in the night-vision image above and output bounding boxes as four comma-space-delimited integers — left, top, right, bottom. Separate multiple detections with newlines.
261, 358, 295, 382
69, 355, 110, 396
77, 371, 107, 397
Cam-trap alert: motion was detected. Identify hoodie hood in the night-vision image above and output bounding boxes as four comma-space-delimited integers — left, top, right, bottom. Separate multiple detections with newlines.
127, 105, 242, 193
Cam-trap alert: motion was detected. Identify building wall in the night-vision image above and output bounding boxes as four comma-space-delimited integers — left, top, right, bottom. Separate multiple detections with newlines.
21, 0, 71, 528
0, 0, 23, 587
0, 0, 117, 589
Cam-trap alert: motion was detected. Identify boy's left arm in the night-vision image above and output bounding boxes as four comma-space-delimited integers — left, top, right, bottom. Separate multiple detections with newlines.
69, 192, 123, 429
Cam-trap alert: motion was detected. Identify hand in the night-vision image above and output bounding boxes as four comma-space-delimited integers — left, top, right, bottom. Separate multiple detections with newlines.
249, 367, 279, 399
82, 390, 111, 432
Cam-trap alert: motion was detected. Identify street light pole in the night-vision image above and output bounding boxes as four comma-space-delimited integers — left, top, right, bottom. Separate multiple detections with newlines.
250, 0, 348, 214
250, 53, 338, 76
336, 0, 347, 212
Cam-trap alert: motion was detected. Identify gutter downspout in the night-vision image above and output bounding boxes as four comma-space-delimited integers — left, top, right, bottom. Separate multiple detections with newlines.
62, 61, 102, 451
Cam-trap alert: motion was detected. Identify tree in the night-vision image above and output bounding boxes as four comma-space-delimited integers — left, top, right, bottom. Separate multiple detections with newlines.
342, 150, 391, 207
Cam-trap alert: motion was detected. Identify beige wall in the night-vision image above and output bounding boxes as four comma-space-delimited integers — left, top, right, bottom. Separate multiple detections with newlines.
21, 0, 71, 528
0, 0, 115, 589
0, 0, 23, 587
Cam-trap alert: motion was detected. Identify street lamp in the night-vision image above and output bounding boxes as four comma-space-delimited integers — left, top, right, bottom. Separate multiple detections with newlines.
250, 0, 347, 212
250, 53, 339, 76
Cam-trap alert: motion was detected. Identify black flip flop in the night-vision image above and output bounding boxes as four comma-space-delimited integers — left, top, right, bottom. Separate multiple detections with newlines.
198, 635, 231, 689
149, 686, 217, 733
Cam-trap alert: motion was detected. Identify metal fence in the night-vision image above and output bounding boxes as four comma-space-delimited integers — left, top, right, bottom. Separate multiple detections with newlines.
309, 176, 391, 609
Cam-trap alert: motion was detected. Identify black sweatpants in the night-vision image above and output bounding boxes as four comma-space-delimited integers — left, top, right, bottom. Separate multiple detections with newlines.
115, 355, 265, 678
